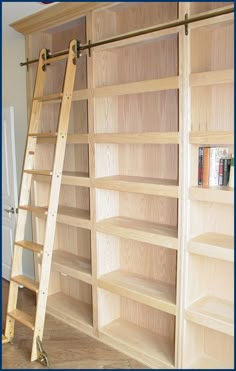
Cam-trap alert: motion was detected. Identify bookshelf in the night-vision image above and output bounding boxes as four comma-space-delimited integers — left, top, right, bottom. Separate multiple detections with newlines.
183, 4, 234, 369
11, 2, 234, 368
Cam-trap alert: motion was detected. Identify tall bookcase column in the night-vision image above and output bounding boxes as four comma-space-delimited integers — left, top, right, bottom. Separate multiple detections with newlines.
86, 10, 99, 337
175, 2, 191, 368
183, 4, 234, 369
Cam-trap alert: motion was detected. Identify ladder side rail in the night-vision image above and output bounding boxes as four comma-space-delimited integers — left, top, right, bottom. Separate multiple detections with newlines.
5, 49, 47, 341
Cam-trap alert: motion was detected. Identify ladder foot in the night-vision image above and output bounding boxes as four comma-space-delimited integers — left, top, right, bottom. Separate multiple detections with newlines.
38, 351, 49, 367
36, 336, 49, 367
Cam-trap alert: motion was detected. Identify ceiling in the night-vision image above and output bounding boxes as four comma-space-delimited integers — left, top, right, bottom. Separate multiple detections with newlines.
2, 2, 57, 41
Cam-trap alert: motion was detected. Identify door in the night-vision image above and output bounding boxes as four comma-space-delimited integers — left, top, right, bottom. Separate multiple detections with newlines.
2, 106, 18, 280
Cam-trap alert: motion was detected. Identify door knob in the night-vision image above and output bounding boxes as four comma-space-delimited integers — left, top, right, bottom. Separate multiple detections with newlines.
4, 207, 18, 214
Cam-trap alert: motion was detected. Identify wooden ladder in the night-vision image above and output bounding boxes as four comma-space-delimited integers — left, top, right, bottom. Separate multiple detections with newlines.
3, 39, 78, 366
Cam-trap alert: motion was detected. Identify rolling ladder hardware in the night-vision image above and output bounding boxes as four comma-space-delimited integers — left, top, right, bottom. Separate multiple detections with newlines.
2, 39, 78, 366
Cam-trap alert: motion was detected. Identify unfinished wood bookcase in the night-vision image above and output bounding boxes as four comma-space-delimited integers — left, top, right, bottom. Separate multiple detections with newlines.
11, 2, 234, 368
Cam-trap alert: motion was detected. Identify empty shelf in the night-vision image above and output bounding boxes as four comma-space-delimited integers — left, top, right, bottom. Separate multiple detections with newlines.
94, 132, 179, 144
34, 93, 63, 102
190, 69, 234, 87
11, 275, 39, 293
98, 270, 176, 315
24, 169, 52, 176
189, 186, 233, 205
188, 233, 234, 262
15, 240, 43, 254
185, 296, 234, 336
189, 131, 234, 145
96, 216, 178, 250
61, 171, 90, 187
36, 134, 89, 144
47, 293, 93, 335
94, 76, 179, 97
8, 309, 35, 330
18, 205, 48, 215
57, 206, 91, 229
100, 319, 174, 369
28, 132, 57, 138
94, 175, 179, 198
52, 250, 92, 284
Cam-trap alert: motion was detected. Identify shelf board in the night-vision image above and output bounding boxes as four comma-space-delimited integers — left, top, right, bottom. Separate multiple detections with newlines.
61, 171, 90, 187
47, 292, 93, 335
98, 270, 176, 315
94, 175, 179, 198
34, 93, 63, 102
190, 69, 234, 87
94, 76, 179, 97
96, 216, 178, 250
189, 131, 234, 144
185, 296, 234, 336
187, 354, 229, 369
189, 186, 234, 205
31, 171, 90, 187
57, 206, 91, 229
24, 169, 52, 176
37, 133, 89, 144
94, 132, 179, 144
100, 319, 174, 369
72, 89, 90, 101
18, 205, 48, 215
52, 250, 92, 284
188, 233, 234, 262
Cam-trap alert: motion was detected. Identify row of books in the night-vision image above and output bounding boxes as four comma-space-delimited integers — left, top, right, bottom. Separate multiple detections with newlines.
198, 147, 234, 187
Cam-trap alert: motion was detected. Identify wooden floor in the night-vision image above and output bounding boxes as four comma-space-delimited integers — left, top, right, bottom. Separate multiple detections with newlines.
2, 279, 147, 369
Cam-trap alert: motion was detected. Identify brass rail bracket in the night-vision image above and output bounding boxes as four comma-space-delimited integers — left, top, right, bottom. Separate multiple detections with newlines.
185, 14, 189, 36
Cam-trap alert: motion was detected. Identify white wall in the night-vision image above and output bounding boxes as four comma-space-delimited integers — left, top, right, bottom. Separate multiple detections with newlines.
2, 2, 56, 278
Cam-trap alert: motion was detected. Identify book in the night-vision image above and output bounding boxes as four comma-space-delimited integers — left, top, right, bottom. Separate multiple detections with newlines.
202, 147, 210, 186
209, 147, 228, 186
198, 147, 203, 185
229, 154, 234, 188
219, 158, 224, 186
223, 158, 231, 186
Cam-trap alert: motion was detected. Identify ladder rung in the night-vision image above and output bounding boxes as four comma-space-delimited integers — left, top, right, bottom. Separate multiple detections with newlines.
28, 132, 58, 138
18, 205, 48, 215
34, 93, 63, 102
11, 275, 39, 293
8, 309, 35, 330
24, 169, 52, 176
15, 240, 43, 253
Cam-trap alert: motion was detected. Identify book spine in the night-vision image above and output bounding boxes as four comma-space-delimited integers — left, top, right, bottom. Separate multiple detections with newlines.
223, 158, 231, 186
219, 159, 224, 186
202, 147, 210, 187
198, 147, 203, 185
229, 155, 234, 188
209, 148, 217, 186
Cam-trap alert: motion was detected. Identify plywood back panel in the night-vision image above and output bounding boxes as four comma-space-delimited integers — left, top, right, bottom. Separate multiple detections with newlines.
93, 2, 178, 41
95, 90, 179, 133
191, 85, 234, 131
60, 275, 92, 304
119, 144, 178, 179
121, 297, 175, 340
119, 192, 178, 226
94, 35, 178, 87
54, 224, 91, 259
120, 239, 177, 285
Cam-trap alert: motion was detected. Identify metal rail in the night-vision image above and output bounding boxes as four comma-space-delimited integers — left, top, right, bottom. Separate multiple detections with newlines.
20, 7, 234, 67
